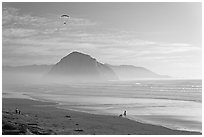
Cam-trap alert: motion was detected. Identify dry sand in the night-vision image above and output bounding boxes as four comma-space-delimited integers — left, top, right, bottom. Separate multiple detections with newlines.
2, 98, 201, 135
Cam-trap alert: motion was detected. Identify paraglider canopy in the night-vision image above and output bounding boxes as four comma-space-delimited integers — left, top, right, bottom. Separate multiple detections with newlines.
61, 14, 70, 25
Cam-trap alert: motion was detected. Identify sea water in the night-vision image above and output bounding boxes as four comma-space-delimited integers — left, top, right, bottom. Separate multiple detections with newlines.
3, 79, 202, 132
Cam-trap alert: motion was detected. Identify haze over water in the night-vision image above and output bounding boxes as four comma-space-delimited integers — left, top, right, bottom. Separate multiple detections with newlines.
3, 79, 202, 132
2, 2, 202, 135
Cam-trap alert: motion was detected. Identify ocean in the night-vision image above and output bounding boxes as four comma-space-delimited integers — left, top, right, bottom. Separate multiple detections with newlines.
3, 79, 202, 132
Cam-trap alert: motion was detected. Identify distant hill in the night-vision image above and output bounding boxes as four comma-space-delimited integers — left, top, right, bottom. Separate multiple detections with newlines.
3, 65, 53, 74
3, 65, 53, 85
47, 51, 118, 81
3, 51, 170, 82
106, 64, 170, 80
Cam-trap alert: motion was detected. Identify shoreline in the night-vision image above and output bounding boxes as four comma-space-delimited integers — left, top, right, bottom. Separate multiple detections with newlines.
2, 98, 201, 135
56, 104, 202, 133
22, 93, 202, 133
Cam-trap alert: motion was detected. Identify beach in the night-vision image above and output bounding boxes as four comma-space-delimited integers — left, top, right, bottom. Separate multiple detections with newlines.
2, 2, 202, 135
2, 98, 201, 135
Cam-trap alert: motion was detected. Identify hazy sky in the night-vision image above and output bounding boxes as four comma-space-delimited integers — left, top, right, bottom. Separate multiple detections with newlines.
2, 2, 202, 78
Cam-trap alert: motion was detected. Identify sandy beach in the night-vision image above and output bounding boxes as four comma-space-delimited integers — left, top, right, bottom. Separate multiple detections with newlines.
2, 98, 201, 135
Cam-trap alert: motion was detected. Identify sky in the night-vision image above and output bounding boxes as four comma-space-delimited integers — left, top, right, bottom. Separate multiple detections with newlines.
2, 2, 202, 78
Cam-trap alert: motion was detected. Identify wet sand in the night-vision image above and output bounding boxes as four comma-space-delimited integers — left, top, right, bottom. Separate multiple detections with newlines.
2, 98, 201, 135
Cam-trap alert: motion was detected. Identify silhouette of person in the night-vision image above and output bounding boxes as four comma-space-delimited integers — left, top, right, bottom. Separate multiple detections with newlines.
15, 108, 18, 114
124, 110, 127, 116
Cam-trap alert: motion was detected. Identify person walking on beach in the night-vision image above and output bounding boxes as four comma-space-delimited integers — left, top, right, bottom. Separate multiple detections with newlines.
124, 110, 127, 117
15, 108, 18, 114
